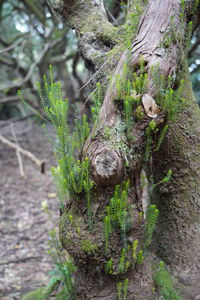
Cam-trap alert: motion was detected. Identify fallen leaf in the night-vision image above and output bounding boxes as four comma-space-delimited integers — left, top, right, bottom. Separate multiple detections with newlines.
142, 94, 160, 118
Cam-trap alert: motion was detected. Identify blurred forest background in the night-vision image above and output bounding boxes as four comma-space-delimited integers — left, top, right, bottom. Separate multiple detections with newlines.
0, 0, 199, 121
0, 0, 199, 299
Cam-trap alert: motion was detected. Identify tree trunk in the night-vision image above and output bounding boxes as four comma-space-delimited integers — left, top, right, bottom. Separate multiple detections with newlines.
56, 0, 200, 299
152, 70, 200, 288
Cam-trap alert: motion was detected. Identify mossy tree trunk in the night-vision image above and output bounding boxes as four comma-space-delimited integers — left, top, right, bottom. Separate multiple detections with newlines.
55, 0, 200, 299
152, 72, 200, 285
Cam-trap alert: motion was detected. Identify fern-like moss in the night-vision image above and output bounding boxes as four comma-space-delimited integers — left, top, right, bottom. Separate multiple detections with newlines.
117, 278, 129, 300
105, 258, 113, 274
144, 204, 159, 249
81, 239, 98, 255
153, 169, 172, 189
155, 124, 169, 151
153, 261, 183, 300
136, 249, 145, 264
21, 287, 48, 300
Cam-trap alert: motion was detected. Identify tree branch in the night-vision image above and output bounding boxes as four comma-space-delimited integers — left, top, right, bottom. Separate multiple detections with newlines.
0, 35, 29, 54
83, 0, 183, 187
54, 0, 123, 70
0, 37, 64, 92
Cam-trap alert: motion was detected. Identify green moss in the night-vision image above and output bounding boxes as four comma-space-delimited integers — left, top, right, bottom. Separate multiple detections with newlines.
136, 250, 145, 264
144, 204, 159, 249
80, 14, 122, 45
105, 258, 114, 274
103, 181, 131, 252
153, 261, 183, 300
117, 248, 130, 274
81, 239, 98, 255
21, 287, 48, 300
116, 278, 129, 300
59, 211, 84, 250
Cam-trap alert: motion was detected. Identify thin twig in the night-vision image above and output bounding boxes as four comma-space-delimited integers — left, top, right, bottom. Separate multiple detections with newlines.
0, 36, 29, 54
79, 60, 108, 92
79, 44, 123, 93
10, 123, 25, 177
0, 133, 45, 173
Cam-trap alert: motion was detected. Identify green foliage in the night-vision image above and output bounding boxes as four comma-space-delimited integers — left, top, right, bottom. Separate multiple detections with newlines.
117, 281, 123, 300
132, 72, 148, 95
21, 287, 48, 300
132, 239, 139, 261
194, 0, 200, 9
81, 239, 98, 255
115, 56, 148, 100
135, 105, 144, 120
52, 157, 94, 227
74, 114, 90, 150
124, 0, 144, 47
105, 258, 113, 274
136, 249, 145, 264
153, 169, 173, 189
66, 157, 92, 195
91, 82, 103, 123
155, 124, 169, 151
144, 204, 159, 249
103, 181, 131, 253
180, 0, 186, 21
155, 75, 185, 122
145, 120, 157, 161
41, 190, 77, 300
186, 21, 193, 47
117, 278, 129, 300
153, 261, 183, 300
114, 60, 131, 100
104, 214, 112, 255
47, 229, 77, 300
144, 73, 185, 157
104, 126, 111, 140
117, 248, 129, 274
112, 56, 149, 141
20, 68, 95, 226
123, 278, 129, 300
45, 262, 76, 300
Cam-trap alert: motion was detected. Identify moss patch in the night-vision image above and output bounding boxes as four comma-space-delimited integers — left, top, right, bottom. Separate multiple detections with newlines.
21, 287, 48, 300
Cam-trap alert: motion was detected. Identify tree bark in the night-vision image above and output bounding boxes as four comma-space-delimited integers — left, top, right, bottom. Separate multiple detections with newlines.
152, 71, 200, 286
56, 0, 200, 299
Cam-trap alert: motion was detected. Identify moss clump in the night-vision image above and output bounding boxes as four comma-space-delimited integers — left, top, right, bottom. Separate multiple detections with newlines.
153, 261, 183, 300
81, 239, 98, 255
21, 287, 48, 300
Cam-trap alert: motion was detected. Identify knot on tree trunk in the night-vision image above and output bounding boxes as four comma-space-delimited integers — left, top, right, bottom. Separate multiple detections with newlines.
92, 148, 124, 186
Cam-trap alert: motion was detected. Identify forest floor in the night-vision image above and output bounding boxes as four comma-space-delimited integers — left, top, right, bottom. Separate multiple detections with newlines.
0, 120, 59, 300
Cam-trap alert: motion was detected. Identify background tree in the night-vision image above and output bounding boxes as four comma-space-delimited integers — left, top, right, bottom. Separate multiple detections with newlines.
188, 22, 200, 103
47, 0, 200, 299
0, 0, 88, 121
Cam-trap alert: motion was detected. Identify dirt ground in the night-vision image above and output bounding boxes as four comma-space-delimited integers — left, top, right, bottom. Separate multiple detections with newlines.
0, 120, 60, 300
